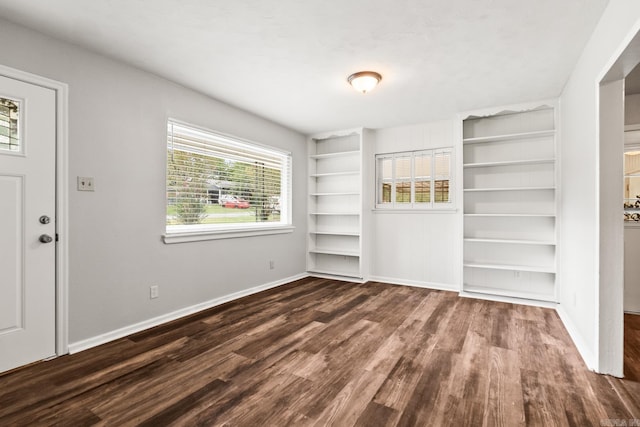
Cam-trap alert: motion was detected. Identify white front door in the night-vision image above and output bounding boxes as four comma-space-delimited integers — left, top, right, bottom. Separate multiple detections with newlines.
0, 74, 56, 373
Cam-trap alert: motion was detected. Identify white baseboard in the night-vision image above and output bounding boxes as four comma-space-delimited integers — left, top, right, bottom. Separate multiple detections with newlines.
368, 275, 458, 292
68, 272, 309, 354
555, 304, 597, 371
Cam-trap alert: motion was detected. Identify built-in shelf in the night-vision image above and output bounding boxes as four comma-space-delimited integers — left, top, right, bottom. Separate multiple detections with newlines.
307, 129, 370, 281
309, 150, 360, 159
462, 129, 555, 144
463, 262, 555, 274
310, 171, 359, 178
464, 186, 555, 192
463, 106, 557, 303
464, 238, 555, 245
463, 159, 555, 168
310, 231, 360, 236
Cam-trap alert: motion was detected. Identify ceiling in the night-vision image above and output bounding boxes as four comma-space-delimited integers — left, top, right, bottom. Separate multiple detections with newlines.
0, 0, 609, 135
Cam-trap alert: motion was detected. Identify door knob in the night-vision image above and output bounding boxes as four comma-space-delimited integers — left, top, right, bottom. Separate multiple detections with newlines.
39, 234, 53, 244
39, 215, 51, 224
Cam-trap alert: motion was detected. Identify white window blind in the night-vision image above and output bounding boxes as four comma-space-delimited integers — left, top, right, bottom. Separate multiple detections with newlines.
166, 120, 292, 234
375, 148, 453, 209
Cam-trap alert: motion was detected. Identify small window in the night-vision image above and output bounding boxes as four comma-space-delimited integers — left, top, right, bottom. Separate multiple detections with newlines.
0, 97, 20, 153
376, 148, 453, 209
166, 120, 292, 236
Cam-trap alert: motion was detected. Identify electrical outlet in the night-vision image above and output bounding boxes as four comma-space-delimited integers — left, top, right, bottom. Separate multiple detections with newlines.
77, 176, 95, 191
150, 285, 159, 299
269, 260, 275, 270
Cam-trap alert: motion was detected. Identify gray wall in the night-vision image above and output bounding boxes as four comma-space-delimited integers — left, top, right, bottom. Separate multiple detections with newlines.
0, 18, 307, 345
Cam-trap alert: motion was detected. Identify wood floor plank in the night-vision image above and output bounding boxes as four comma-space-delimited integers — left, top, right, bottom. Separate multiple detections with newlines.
429, 329, 491, 427
311, 369, 387, 426
482, 346, 525, 426
521, 369, 569, 427
2, 277, 640, 426
354, 401, 398, 427
394, 349, 455, 426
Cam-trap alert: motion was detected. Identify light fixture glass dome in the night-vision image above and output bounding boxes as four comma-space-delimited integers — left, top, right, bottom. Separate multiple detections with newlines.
348, 71, 382, 93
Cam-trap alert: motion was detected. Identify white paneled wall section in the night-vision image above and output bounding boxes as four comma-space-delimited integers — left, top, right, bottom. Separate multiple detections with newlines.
370, 121, 460, 290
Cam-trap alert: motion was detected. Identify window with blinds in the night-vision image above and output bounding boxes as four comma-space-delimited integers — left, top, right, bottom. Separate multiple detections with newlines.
166, 120, 291, 233
375, 148, 453, 209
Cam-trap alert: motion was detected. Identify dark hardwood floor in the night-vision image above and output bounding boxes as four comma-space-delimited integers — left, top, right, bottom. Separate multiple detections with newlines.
2, 277, 640, 426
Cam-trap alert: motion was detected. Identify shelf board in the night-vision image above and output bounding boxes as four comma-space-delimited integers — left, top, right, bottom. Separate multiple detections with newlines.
307, 268, 362, 279
310, 231, 360, 236
309, 248, 360, 257
464, 186, 555, 192
310, 150, 360, 160
310, 192, 359, 197
464, 213, 556, 218
464, 238, 555, 245
463, 158, 555, 168
462, 285, 555, 303
463, 130, 555, 144
310, 171, 359, 178
310, 212, 360, 216
463, 262, 555, 274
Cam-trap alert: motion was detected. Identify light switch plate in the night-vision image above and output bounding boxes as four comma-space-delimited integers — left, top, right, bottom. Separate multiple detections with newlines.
77, 176, 95, 191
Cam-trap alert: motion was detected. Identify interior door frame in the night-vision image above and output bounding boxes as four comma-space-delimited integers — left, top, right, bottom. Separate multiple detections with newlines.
598, 20, 640, 376
0, 64, 69, 357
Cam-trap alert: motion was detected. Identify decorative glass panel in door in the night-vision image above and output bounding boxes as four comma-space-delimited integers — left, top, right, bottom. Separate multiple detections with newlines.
0, 98, 19, 152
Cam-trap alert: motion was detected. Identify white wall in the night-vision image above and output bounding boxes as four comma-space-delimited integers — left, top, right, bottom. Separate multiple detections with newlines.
625, 93, 640, 125
599, 79, 625, 376
370, 120, 460, 290
0, 18, 307, 347
559, 0, 640, 373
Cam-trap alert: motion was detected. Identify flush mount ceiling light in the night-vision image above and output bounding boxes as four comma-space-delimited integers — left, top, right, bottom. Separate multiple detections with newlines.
347, 71, 382, 94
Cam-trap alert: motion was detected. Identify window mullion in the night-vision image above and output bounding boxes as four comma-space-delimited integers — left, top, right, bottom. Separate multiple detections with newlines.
391, 154, 396, 207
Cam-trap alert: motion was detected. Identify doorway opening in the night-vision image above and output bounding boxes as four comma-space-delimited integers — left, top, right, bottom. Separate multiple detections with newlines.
600, 27, 640, 378
623, 63, 640, 380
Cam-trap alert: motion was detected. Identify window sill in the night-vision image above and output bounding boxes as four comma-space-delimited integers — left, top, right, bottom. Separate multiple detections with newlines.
163, 225, 295, 244
372, 208, 458, 214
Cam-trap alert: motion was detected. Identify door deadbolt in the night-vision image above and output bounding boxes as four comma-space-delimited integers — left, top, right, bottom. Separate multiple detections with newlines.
39, 234, 53, 244
39, 215, 51, 224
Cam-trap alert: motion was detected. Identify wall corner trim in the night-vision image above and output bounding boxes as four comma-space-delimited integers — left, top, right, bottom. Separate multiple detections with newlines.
68, 272, 309, 354
556, 304, 597, 371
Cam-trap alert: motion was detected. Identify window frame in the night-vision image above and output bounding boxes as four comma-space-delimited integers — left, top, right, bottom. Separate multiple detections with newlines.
163, 119, 294, 244
375, 147, 454, 211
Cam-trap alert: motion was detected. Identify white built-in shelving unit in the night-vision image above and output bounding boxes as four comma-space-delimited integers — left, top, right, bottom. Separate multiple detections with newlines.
462, 105, 558, 302
307, 128, 372, 280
